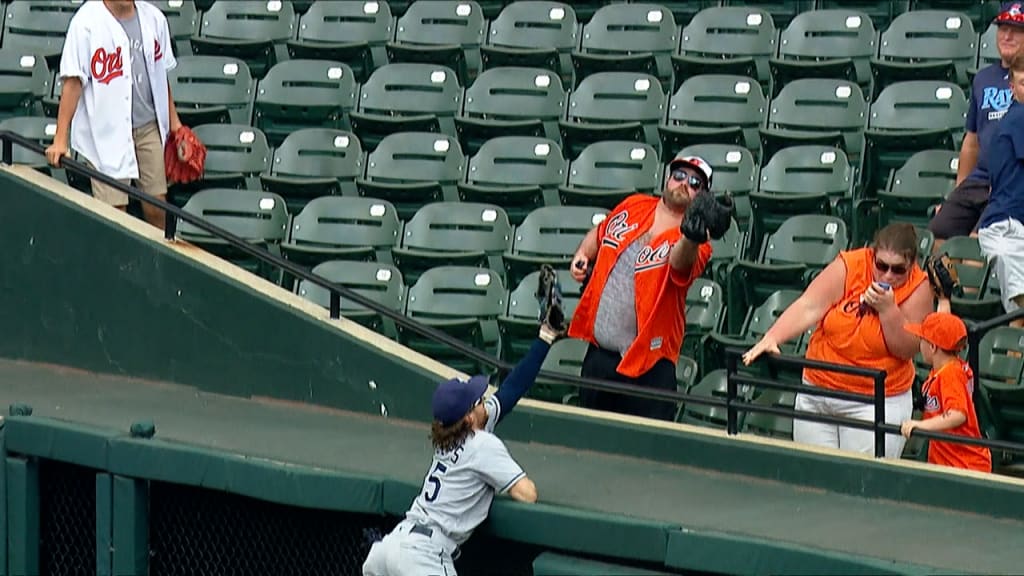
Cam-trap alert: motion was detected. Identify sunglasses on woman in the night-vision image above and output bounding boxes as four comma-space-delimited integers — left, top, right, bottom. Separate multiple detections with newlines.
670, 169, 705, 190
874, 258, 908, 276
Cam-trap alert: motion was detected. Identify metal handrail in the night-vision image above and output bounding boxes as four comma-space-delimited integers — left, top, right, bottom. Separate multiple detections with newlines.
5, 130, 1024, 464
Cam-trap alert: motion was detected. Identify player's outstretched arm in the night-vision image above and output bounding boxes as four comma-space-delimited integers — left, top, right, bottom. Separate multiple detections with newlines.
493, 337, 551, 425
507, 476, 537, 503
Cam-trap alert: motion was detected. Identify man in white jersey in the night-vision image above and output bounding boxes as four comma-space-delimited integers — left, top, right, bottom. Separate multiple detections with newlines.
363, 272, 566, 576
45, 0, 184, 230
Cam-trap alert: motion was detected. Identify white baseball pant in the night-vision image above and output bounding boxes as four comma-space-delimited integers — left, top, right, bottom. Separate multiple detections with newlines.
362, 520, 457, 576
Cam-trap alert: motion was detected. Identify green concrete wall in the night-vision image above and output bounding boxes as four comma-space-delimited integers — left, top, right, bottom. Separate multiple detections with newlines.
1, 169, 1023, 525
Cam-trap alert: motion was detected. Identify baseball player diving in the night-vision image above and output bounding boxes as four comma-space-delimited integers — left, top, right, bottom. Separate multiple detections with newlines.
362, 268, 566, 576
45, 0, 186, 230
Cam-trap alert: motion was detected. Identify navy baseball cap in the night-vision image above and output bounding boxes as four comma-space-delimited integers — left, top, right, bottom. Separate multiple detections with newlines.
995, 2, 1024, 27
432, 375, 489, 426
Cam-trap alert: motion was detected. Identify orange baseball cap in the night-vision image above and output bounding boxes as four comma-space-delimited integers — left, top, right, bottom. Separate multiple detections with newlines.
904, 312, 968, 351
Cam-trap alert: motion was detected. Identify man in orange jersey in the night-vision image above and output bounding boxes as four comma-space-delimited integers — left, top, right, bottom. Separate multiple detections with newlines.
901, 312, 992, 472
567, 153, 732, 420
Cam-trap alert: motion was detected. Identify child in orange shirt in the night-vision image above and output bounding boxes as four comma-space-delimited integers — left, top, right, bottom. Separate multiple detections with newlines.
901, 312, 992, 472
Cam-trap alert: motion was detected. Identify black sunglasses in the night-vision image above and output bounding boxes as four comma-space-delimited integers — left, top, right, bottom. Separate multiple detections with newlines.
874, 258, 908, 276
670, 168, 705, 190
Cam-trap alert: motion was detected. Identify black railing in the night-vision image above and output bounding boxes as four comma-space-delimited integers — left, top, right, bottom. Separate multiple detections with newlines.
4, 130, 1024, 466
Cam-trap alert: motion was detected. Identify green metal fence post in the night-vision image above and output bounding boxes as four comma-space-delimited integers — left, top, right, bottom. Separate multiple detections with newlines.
96, 473, 112, 576
112, 476, 148, 576
5, 456, 38, 576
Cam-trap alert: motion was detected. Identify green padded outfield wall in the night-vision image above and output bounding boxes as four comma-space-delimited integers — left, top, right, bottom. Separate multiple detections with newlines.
3, 167, 1024, 524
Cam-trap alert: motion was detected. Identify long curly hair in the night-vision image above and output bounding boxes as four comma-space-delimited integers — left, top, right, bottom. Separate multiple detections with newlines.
430, 419, 472, 453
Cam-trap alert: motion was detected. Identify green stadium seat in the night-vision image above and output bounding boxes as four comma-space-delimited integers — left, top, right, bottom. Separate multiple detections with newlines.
702, 289, 804, 375
355, 132, 466, 220
392, 201, 513, 286
683, 278, 725, 361
260, 128, 365, 212
571, 4, 677, 90
280, 196, 401, 276
653, 1, 718, 25
977, 23, 999, 71
349, 63, 463, 152
942, 235, 1004, 322
169, 124, 271, 207
742, 389, 795, 440
724, 0, 813, 29
480, 1, 578, 85
455, 66, 567, 157
532, 337, 587, 403
0, 50, 50, 120
706, 218, 745, 287
727, 216, 848, 332
770, 9, 876, 97
503, 205, 608, 289
679, 144, 758, 229
400, 266, 506, 373
749, 145, 852, 256
912, 0, 1003, 32
559, 141, 661, 209
191, 0, 297, 79
386, 0, 486, 86
0, 116, 55, 171
459, 136, 567, 224
2, 0, 77, 68
151, 0, 199, 58
871, 10, 977, 94
297, 260, 404, 338
877, 149, 957, 230
168, 56, 256, 126
286, 0, 393, 84
176, 188, 289, 280
816, 0, 908, 31
977, 326, 1024, 444
660, 74, 767, 160
253, 60, 358, 148
858, 81, 967, 235
673, 7, 778, 92
558, 72, 666, 159
498, 268, 581, 362
677, 369, 738, 429
759, 78, 867, 166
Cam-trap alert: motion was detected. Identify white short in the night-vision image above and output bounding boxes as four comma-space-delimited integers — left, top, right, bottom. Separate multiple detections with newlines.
978, 217, 1024, 312
793, 383, 913, 459
362, 521, 458, 576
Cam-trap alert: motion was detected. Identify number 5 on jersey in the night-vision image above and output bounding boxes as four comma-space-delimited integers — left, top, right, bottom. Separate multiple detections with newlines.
423, 462, 448, 502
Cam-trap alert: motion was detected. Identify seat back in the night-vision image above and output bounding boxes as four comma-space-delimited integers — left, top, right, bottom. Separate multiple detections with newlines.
467, 136, 567, 189
364, 132, 466, 186
580, 3, 676, 56
0, 50, 50, 114
406, 266, 506, 319
567, 141, 661, 194
462, 67, 567, 122
685, 278, 724, 333
680, 7, 777, 66
0, 116, 55, 166
152, 0, 200, 46
817, 0, 907, 30
888, 148, 958, 197
394, 0, 486, 47
868, 81, 968, 132
178, 188, 289, 243
485, 1, 578, 52
168, 56, 256, 125
765, 78, 867, 149
763, 215, 848, 268
940, 235, 990, 295
356, 63, 464, 117
199, 0, 297, 41
667, 74, 766, 133
270, 128, 364, 180
745, 289, 802, 339
878, 10, 976, 69
777, 9, 877, 62
254, 60, 358, 144
2, 1, 78, 59
565, 72, 667, 126
401, 202, 512, 254
192, 124, 271, 176
978, 22, 999, 68
288, 196, 401, 251
512, 206, 609, 257
759, 146, 853, 197
299, 260, 405, 313
296, 0, 393, 44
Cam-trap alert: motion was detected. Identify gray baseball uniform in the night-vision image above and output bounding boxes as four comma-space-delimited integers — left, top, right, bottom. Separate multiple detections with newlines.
363, 397, 525, 576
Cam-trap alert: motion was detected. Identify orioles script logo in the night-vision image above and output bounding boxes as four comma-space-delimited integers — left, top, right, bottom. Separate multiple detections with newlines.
154, 39, 163, 62
91, 47, 124, 84
601, 211, 638, 249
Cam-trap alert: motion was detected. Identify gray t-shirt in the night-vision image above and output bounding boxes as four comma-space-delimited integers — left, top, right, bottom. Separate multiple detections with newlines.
405, 396, 524, 546
118, 13, 157, 128
593, 238, 644, 354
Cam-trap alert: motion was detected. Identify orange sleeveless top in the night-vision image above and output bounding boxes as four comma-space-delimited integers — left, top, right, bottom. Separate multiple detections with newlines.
803, 248, 927, 396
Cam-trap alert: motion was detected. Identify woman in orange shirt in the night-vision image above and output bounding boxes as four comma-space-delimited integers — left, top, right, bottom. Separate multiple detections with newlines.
901, 312, 992, 472
743, 223, 934, 458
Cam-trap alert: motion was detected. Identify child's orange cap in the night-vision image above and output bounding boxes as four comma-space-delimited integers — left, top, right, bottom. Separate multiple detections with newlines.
904, 312, 968, 351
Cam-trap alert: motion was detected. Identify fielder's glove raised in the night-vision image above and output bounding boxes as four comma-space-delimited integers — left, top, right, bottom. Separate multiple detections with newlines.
681, 192, 735, 243
924, 253, 962, 299
535, 264, 566, 344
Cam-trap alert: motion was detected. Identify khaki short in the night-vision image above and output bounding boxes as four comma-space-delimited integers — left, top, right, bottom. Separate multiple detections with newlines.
90, 122, 167, 207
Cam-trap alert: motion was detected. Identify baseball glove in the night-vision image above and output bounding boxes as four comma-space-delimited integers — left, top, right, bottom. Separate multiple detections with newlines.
924, 253, 962, 299
164, 126, 206, 184
535, 264, 566, 342
681, 192, 735, 243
